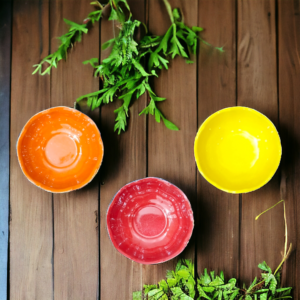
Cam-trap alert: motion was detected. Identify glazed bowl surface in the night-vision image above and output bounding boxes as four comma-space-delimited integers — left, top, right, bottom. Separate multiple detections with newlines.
106, 177, 194, 264
17, 106, 104, 193
194, 107, 282, 193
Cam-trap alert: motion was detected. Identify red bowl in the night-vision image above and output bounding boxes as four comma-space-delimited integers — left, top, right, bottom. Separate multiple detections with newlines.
106, 177, 194, 264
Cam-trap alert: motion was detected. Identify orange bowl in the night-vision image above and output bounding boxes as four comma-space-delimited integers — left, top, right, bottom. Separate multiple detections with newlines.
17, 106, 104, 193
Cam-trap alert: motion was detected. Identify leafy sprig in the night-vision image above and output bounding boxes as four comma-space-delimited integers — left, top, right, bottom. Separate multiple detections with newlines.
32, 4, 102, 75
137, 259, 292, 300
77, 0, 221, 133
33, 0, 223, 133
134, 200, 293, 300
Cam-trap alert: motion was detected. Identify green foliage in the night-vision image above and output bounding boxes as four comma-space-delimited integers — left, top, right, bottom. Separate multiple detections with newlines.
32, 4, 102, 75
78, 2, 208, 133
33, 0, 222, 133
133, 260, 292, 300
76, 0, 222, 133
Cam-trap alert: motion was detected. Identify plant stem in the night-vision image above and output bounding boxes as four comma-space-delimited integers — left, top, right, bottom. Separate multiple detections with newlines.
255, 200, 284, 220
249, 200, 290, 293
274, 243, 292, 276
162, 0, 174, 23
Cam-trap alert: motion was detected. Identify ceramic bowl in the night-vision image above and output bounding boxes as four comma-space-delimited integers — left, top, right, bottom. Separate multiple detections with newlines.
106, 177, 194, 264
194, 107, 282, 193
17, 106, 104, 193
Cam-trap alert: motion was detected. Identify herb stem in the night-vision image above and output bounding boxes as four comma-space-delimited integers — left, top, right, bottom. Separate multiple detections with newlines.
162, 0, 174, 23
255, 199, 284, 220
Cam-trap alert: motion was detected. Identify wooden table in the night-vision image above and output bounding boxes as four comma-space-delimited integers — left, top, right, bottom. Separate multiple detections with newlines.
0, 0, 299, 299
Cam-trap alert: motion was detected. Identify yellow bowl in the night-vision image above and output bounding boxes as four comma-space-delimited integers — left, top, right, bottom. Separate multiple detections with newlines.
194, 107, 282, 193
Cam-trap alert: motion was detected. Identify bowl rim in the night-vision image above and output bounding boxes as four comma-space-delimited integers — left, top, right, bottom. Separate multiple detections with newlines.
106, 177, 194, 265
194, 106, 282, 194
16, 106, 104, 193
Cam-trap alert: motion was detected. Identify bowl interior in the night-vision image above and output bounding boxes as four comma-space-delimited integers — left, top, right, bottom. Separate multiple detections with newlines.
194, 107, 281, 193
106, 178, 194, 264
17, 107, 103, 193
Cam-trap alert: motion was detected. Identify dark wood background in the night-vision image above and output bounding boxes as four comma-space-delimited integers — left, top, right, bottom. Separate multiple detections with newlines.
0, 0, 299, 299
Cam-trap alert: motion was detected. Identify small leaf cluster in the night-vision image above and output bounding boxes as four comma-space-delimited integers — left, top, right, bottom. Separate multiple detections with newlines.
33, 0, 222, 133
197, 268, 239, 300
77, 0, 221, 133
32, 6, 102, 75
134, 259, 292, 300
143, 259, 195, 300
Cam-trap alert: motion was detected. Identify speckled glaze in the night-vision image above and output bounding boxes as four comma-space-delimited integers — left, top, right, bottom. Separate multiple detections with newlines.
194, 106, 282, 193
17, 106, 104, 193
106, 177, 194, 265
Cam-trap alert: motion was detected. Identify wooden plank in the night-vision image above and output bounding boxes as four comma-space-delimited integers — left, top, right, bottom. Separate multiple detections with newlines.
237, 0, 284, 285
99, 1, 146, 299
197, 0, 239, 279
0, 0, 12, 298
10, 0, 53, 299
278, 1, 300, 297
144, 0, 197, 284
50, 1, 100, 299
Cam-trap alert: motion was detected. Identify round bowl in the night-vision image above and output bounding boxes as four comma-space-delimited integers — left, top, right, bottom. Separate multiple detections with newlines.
106, 177, 194, 264
194, 107, 282, 193
17, 106, 104, 193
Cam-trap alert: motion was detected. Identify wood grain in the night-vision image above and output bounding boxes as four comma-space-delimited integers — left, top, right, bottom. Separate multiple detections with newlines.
10, 0, 53, 299
50, 1, 100, 299
238, 0, 284, 285
0, 0, 12, 298
99, 1, 146, 299
144, 0, 197, 284
278, 0, 300, 297
197, 0, 239, 279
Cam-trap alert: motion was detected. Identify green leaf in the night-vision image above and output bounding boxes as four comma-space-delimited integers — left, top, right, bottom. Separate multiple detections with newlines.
197, 285, 212, 300
132, 59, 150, 76
115, 0, 131, 11
172, 8, 181, 22
259, 293, 268, 300
102, 38, 115, 50
184, 260, 194, 278
167, 278, 177, 288
220, 271, 224, 281
144, 284, 158, 295
63, 18, 88, 34
171, 287, 193, 300
32, 64, 41, 75
258, 261, 272, 273
192, 26, 203, 32
147, 288, 162, 297
276, 287, 292, 293
215, 46, 225, 53
254, 289, 269, 294
247, 277, 257, 293
157, 25, 173, 54
158, 54, 169, 69
229, 290, 240, 300
155, 108, 161, 123
262, 273, 277, 295
275, 272, 281, 287
199, 269, 212, 286
132, 291, 142, 300
209, 276, 224, 287
83, 58, 99, 67
218, 291, 222, 300
203, 287, 215, 293
177, 269, 191, 279
159, 280, 169, 293
162, 116, 179, 131
186, 60, 194, 64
